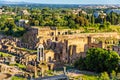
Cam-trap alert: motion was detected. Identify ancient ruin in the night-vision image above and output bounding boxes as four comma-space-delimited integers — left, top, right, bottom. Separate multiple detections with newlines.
0, 27, 120, 78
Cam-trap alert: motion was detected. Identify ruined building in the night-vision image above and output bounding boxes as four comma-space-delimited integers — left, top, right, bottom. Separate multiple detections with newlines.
16, 27, 120, 63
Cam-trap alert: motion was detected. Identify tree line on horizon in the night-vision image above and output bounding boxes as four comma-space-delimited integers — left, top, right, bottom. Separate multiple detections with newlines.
0, 6, 120, 37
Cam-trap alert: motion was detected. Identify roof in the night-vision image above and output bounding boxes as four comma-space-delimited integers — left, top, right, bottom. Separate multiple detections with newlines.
38, 44, 44, 48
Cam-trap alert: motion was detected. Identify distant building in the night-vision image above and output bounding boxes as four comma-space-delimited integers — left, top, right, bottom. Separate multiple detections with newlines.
72, 9, 87, 15
106, 9, 120, 14
20, 10, 30, 15
94, 11, 106, 18
72, 9, 81, 14
18, 19, 29, 27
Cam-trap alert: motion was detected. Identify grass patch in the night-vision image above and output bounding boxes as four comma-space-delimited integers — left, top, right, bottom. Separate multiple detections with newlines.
82, 74, 99, 80
0, 52, 13, 57
15, 63, 26, 69
10, 63, 26, 69
15, 47, 37, 53
69, 74, 99, 80
46, 70, 54, 76
12, 76, 27, 80
81, 25, 120, 33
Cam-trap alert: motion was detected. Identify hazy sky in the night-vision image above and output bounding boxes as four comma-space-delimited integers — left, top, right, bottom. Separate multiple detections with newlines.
6, 0, 120, 4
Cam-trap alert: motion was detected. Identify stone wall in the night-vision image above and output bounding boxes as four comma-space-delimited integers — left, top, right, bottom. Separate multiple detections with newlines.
112, 46, 120, 55
18, 28, 39, 49
19, 26, 120, 50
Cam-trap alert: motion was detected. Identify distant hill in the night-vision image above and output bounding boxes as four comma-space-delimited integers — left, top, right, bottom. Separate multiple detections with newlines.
0, 1, 80, 8
0, 1, 119, 8
0, 0, 30, 5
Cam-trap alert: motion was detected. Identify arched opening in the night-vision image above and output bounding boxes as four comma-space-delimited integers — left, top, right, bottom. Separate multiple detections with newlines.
58, 32, 60, 35
48, 65, 51, 70
48, 57, 52, 62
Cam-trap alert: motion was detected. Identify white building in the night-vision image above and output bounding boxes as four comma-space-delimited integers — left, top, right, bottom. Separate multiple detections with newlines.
0, 9, 2, 14
19, 19, 29, 27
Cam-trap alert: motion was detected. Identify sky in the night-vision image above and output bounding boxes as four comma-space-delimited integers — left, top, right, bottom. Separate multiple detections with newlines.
5, 0, 120, 4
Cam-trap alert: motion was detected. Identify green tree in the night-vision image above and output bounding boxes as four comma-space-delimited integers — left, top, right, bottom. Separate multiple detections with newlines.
5, 20, 16, 35
34, 20, 39, 26
91, 15, 95, 25
76, 16, 85, 26
105, 21, 111, 28
110, 70, 116, 80
99, 72, 110, 80
75, 48, 120, 73
74, 57, 86, 70
68, 19, 76, 29
86, 48, 120, 73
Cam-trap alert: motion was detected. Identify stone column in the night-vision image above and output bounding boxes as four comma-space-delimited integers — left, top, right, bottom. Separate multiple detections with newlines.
63, 66, 66, 75
37, 44, 44, 63
34, 62, 37, 78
